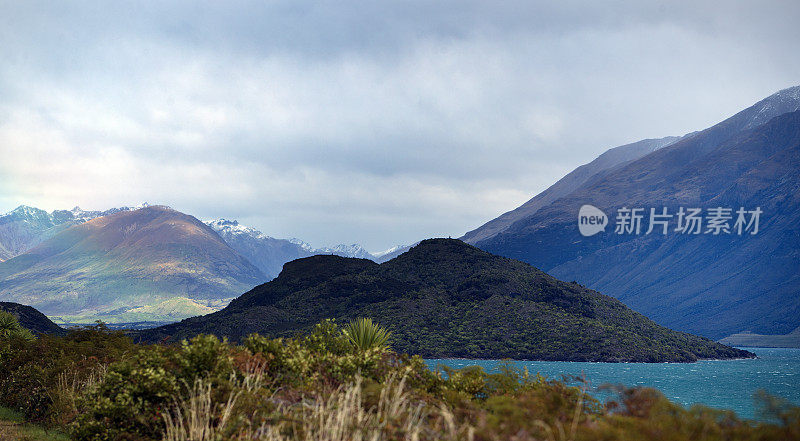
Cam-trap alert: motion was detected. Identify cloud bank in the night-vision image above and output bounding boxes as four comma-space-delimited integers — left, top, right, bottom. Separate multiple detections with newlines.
1, 1, 798, 250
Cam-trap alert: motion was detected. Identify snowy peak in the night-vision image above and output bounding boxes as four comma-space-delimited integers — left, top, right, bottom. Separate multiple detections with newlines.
206, 218, 410, 262
206, 218, 270, 241
768, 85, 800, 102
316, 243, 374, 260
5, 205, 51, 222
289, 238, 316, 253
372, 243, 416, 263
743, 85, 800, 130
373, 245, 405, 258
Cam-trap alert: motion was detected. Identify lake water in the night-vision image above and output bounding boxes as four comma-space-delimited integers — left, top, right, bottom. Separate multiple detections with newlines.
426, 347, 800, 421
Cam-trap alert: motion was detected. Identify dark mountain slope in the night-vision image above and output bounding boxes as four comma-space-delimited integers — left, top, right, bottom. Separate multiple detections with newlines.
477, 104, 800, 338
462, 135, 684, 244
0, 206, 266, 323
0, 302, 65, 335
140, 239, 752, 362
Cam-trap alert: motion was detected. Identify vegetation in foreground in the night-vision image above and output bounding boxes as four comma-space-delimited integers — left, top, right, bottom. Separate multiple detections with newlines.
0, 315, 798, 441
0, 405, 70, 441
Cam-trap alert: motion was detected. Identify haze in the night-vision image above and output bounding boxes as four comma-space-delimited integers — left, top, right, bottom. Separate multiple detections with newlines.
1, 0, 798, 251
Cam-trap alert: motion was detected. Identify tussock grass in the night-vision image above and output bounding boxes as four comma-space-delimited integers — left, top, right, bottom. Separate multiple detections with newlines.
243, 375, 473, 441
342, 318, 392, 351
162, 378, 240, 441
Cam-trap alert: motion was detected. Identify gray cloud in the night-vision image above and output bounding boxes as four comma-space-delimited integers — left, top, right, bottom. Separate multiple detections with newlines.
0, 1, 798, 250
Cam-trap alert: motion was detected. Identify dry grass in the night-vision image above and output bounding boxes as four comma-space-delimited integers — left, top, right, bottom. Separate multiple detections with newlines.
240, 375, 474, 441
162, 379, 240, 441
47, 364, 108, 424
239, 356, 269, 393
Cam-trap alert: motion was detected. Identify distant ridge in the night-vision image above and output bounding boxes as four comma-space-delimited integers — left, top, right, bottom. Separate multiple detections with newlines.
719, 327, 800, 349
206, 218, 411, 276
462, 135, 686, 244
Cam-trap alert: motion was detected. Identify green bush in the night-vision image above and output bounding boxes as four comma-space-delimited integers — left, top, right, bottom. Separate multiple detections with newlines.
72, 335, 238, 441
0, 324, 135, 423
0, 311, 34, 340
342, 317, 392, 351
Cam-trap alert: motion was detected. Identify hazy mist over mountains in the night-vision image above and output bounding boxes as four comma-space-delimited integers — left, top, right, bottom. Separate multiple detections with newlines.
0, 86, 798, 342
3, 2, 798, 252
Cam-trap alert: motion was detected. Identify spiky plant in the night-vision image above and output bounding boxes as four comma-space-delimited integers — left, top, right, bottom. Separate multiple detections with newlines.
342, 318, 391, 351
0, 311, 34, 340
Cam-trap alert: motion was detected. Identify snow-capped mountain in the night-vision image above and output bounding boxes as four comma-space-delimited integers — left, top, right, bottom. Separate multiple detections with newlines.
372, 243, 417, 263
205, 219, 313, 279
316, 244, 374, 260
0, 203, 155, 261
206, 219, 413, 276
67, 202, 153, 223
207, 219, 271, 240
287, 238, 377, 259
288, 238, 316, 253
1, 201, 413, 278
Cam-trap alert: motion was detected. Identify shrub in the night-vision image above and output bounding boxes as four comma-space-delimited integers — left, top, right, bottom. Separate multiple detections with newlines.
0, 324, 134, 423
0, 310, 34, 340
72, 335, 237, 441
342, 318, 392, 351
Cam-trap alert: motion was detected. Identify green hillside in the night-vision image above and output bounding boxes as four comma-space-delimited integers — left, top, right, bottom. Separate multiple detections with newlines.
142, 239, 752, 362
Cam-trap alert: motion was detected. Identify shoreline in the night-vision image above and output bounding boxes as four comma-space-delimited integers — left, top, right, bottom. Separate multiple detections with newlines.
423, 354, 761, 364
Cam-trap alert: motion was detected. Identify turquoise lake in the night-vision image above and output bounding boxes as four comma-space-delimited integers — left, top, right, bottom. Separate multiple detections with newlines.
426, 347, 799, 421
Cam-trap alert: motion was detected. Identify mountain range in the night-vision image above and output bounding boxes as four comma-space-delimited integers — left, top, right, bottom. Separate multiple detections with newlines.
0, 203, 150, 262
1, 86, 797, 342
206, 218, 408, 278
0, 206, 265, 323
0, 204, 411, 323
466, 85, 800, 339
0, 204, 405, 267
139, 239, 753, 362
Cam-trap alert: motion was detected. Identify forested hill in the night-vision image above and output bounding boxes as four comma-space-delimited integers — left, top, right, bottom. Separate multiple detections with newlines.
140, 239, 753, 362
0, 301, 65, 335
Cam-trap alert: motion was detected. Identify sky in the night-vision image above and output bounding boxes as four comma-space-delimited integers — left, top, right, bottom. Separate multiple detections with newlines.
1, 1, 798, 251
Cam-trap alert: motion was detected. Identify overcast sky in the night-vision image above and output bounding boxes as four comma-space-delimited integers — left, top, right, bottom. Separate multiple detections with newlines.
1, 1, 798, 251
